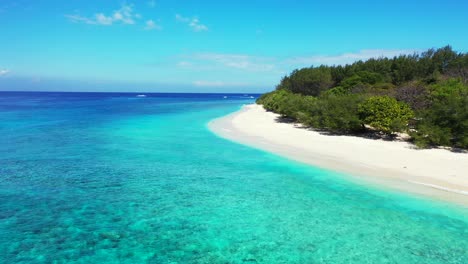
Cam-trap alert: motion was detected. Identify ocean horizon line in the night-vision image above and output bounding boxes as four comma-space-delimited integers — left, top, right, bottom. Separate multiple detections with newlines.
0, 90, 263, 95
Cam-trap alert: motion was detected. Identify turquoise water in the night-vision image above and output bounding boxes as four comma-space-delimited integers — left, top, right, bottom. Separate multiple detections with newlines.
0, 92, 467, 264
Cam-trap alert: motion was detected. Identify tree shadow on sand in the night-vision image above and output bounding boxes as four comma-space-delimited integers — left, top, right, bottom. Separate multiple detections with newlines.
274, 116, 468, 154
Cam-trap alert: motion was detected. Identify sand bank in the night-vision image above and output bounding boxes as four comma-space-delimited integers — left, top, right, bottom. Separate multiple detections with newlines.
209, 104, 468, 205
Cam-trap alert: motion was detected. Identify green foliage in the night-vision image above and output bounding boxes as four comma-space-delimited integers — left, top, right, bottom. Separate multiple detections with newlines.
358, 96, 414, 133
339, 75, 366, 91
279, 46, 464, 94
257, 90, 317, 120
411, 123, 453, 148
257, 90, 364, 133
259, 46, 468, 148
372, 82, 395, 91
278, 66, 334, 96
340, 71, 385, 89
321, 86, 349, 96
256, 89, 291, 112
308, 94, 364, 132
390, 54, 419, 85
446, 53, 468, 84
411, 80, 468, 148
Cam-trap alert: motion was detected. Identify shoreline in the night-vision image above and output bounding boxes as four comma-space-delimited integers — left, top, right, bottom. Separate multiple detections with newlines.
208, 104, 468, 206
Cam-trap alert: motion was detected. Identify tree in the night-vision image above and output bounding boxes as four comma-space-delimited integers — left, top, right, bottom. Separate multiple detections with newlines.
390, 54, 418, 85
446, 54, 468, 84
432, 45, 458, 74
307, 94, 364, 132
287, 66, 334, 96
358, 96, 414, 133
412, 79, 468, 148
394, 85, 430, 111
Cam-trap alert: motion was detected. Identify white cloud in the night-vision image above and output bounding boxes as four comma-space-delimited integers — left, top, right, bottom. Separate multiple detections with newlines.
0, 69, 10, 76
193, 81, 248, 87
114, 5, 137, 24
189, 18, 208, 32
177, 61, 193, 67
193, 81, 226, 87
179, 50, 417, 72
145, 19, 162, 30
171, 49, 417, 86
175, 14, 189, 23
66, 4, 138, 26
287, 49, 419, 66
184, 53, 275, 72
95, 13, 114, 25
65, 14, 95, 24
176, 14, 208, 32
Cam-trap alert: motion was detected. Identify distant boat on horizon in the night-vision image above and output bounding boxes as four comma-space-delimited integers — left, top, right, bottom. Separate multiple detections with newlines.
136, 94, 147, 98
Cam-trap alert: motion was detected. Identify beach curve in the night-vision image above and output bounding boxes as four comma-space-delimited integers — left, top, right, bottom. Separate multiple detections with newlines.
208, 104, 468, 206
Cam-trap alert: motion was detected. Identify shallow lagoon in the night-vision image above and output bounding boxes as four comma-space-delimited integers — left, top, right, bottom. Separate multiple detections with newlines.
0, 92, 467, 263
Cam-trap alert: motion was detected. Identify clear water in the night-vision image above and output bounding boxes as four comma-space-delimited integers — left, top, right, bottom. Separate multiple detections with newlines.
0, 92, 466, 264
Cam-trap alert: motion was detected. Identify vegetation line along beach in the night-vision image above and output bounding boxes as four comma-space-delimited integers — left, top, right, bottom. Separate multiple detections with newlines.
259, 46, 467, 149
210, 46, 468, 204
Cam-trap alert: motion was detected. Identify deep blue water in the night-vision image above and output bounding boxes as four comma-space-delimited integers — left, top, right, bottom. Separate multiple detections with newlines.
0, 92, 467, 264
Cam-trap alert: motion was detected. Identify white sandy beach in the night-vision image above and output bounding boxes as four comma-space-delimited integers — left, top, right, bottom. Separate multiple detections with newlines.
209, 104, 468, 205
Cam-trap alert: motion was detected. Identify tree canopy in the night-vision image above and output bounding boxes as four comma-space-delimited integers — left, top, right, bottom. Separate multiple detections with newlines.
257, 46, 468, 149
358, 96, 414, 133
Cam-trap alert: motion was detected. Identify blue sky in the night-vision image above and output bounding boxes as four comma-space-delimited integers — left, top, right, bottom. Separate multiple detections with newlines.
1, 0, 467, 92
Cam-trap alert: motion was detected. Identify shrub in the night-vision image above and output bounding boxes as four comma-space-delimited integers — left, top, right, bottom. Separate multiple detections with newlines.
412, 79, 468, 148
358, 96, 414, 133
308, 94, 364, 132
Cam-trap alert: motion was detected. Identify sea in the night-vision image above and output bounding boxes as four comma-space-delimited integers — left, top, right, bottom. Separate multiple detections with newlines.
0, 92, 467, 263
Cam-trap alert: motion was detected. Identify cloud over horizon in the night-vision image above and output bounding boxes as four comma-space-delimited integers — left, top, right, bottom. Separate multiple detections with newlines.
192, 80, 250, 87
287, 49, 420, 66
145, 19, 162, 30
178, 53, 276, 72
176, 14, 208, 32
176, 49, 418, 77
66, 4, 139, 26
0, 69, 10, 76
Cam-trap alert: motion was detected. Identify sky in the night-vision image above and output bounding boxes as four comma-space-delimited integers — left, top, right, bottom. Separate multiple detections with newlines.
0, 0, 467, 93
